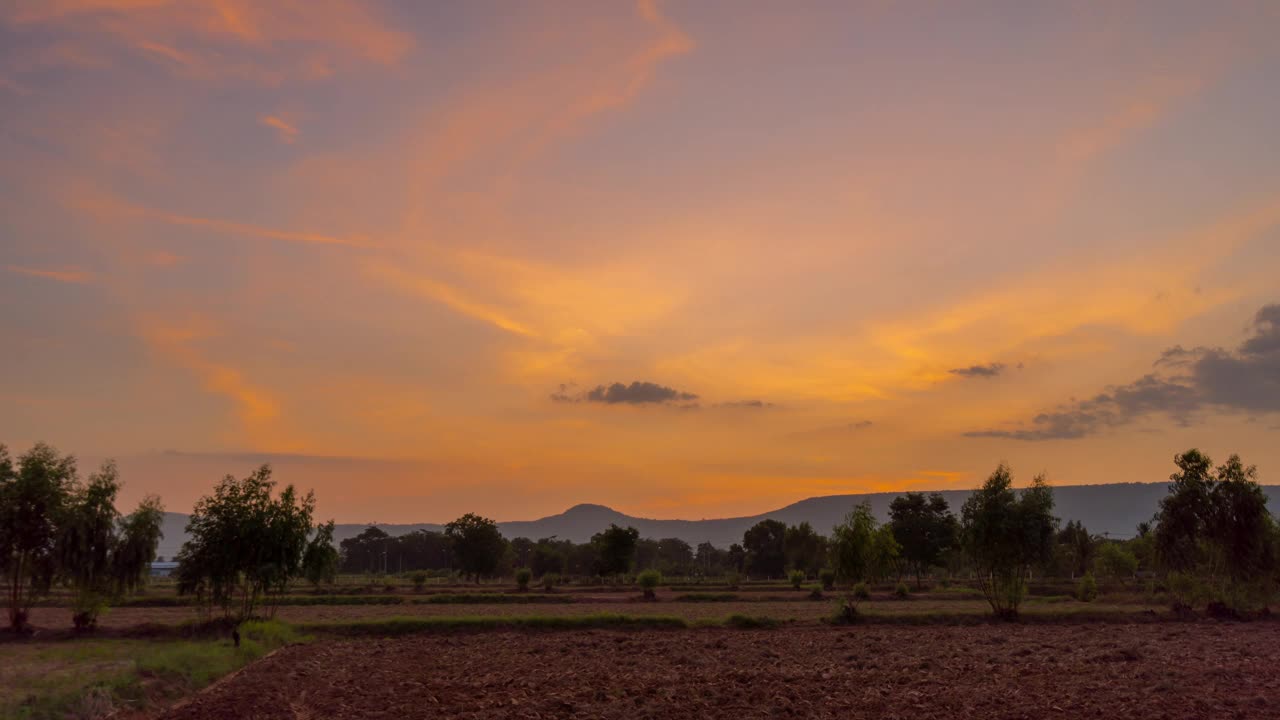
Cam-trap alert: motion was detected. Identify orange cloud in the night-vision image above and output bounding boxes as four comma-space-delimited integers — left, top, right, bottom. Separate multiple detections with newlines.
66, 185, 376, 248
5, 265, 95, 284
137, 317, 286, 447
259, 114, 298, 143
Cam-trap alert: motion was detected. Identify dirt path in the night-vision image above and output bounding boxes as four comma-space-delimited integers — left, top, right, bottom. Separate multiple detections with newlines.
161, 622, 1279, 719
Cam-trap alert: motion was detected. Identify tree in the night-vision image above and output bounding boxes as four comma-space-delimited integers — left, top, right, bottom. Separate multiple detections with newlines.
445, 513, 506, 582
960, 464, 1057, 619
58, 460, 164, 629
727, 543, 746, 573
176, 465, 326, 620
1, 443, 78, 631
829, 502, 877, 585
1154, 449, 1276, 610
531, 539, 566, 577
783, 522, 826, 578
1094, 542, 1138, 585
888, 492, 957, 588
870, 525, 902, 582
302, 521, 339, 587
1055, 520, 1095, 579
742, 519, 787, 578
694, 541, 726, 576
510, 537, 535, 569
592, 524, 639, 577
655, 537, 694, 576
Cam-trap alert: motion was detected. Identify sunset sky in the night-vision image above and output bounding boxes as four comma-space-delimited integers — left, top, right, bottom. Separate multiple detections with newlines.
3, 1, 1279, 524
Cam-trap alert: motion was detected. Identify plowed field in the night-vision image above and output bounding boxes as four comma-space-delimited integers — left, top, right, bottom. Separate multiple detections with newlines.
161, 623, 1279, 719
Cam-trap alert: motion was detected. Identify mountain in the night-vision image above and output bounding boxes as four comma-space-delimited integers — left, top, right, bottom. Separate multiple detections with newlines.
152, 482, 1280, 558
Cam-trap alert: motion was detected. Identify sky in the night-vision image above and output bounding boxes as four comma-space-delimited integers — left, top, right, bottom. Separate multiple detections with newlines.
2, 0, 1279, 525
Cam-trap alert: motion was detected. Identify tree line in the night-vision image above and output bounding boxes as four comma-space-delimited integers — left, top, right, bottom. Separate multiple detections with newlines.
4, 442, 1277, 629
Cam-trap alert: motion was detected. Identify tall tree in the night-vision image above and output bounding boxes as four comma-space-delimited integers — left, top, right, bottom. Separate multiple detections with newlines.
742, 519, 787, 578
888, 492, 957, 588
829, 502, 877, 584
302, 521, 339, 587
961, 464, 1057, 619
445, 513, 506, 582
0, 443, 79, 631
783, 522, 826, 577
1155, 449, 1276, 610
592, 524, 639, 577
176, 465, 326, 620
58, 460, 164, 629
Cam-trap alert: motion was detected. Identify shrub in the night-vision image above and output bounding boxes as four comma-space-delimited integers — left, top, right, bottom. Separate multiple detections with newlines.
808, 585, 824, 601
894, 582, 909, 599
831, 594, 860, 624
1077, 573, 1098, 602
819, 568, 835, 590
788, 570, 805, 590
853, 582, 871, 600
725, 571, 741, 590
515, 568, 532, 592
410, 571, 428, 592
637, 569, 662, 600
541, 573, 559, 592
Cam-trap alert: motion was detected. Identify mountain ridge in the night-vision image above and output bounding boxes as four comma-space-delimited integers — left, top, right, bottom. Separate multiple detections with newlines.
154, 481, 1280, 560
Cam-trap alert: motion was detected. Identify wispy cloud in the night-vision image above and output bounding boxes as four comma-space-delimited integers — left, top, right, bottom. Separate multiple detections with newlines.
5, 265, 94, 284
260, 114, 298, 143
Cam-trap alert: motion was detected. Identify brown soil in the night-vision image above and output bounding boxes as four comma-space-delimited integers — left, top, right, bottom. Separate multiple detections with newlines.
161, 623, 1279, 719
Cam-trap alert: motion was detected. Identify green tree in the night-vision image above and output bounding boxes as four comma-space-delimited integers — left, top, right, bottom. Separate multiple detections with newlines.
176, 465, 325, 620
655, 537, 694, 576
592, 524, 639, 577
531, 540, 565, 577
726, 543, 746, 573
743, 519, 787, 578
960, 465, 1057, 619
1055, 520, 1096, 578
302, 521, 339, 587
888, 492, 957, 588
1093, 542, 1138, 585
58, 460, 164, 629
783, 522, 826, 577
445, 513, 506, 582
1, 443, 79, 631
829, 502, 877, 585
1154, 449, 1276, 610
870, 525, 902, 582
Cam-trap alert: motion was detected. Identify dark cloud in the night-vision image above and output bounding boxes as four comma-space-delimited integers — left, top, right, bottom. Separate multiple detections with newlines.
715, 399, 776, 409
551, 381, 698, 405
965, 304, 1280, 441
949, 362, 1006, 378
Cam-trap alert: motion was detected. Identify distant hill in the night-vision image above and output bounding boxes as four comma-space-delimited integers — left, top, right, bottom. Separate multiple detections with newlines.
153, 482, 1280, 559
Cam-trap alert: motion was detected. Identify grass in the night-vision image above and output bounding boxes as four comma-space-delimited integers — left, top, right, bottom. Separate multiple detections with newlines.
296, 613, 691, 635
411, 593, 577, 605
0, 620, 305, 720
673, 593, 740, 602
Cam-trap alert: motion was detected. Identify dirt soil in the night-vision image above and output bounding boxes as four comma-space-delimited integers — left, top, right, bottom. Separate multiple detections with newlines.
160, 623, 1278, 719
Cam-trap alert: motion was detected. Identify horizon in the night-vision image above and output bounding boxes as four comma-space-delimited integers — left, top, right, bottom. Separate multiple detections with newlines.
4, 1, 1280, 523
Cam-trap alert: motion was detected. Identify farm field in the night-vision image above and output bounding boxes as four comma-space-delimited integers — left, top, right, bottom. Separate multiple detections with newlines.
160, 623, 1280, 720
23, 595, 1157, 632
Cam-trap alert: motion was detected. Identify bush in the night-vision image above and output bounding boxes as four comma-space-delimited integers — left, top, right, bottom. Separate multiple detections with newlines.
515, 568, 532, 592
894, 582, 909, 599
541, 573, 559, 592
725, 571, 741, 590
853, 582, 871, 600
637, 569, 662, 600
1077, 573, 1098, 602
808, 585, 824, 601
410, 571, 428, 592
819, 568, 835, 590
788, 570, 805, 590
